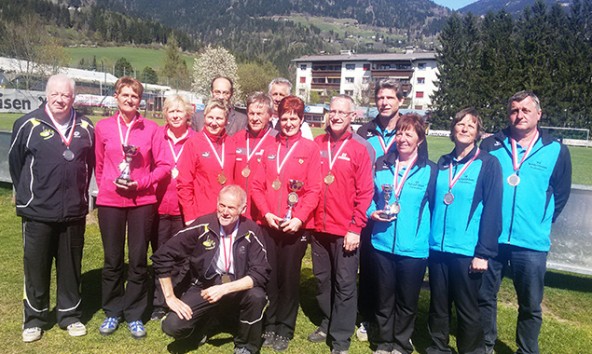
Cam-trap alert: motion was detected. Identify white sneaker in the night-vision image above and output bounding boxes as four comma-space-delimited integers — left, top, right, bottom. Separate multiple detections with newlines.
356, 322, 368, 342
22, 327, 42, 342
67, 322, 87, 337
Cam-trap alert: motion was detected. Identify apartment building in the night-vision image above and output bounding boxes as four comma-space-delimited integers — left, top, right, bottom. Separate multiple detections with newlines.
293, 51, 438, 110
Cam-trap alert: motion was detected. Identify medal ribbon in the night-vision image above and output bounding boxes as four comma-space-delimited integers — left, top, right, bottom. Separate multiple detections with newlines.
393, 154, 418, 200
45, 105, 75, 148
166, 129, 187, 165
220, 222, 238, 274
377, 134, 396, 154
117, 112, 137, 156
204, 131, 225, 170
276, 141, 299, 176
448, 149, 481, 191
246, 129, 271, 162
327, 136, 349, 172
510, 131, 539, 172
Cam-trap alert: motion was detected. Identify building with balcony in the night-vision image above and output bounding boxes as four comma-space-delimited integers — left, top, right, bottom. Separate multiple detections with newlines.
293, 51, 438, 111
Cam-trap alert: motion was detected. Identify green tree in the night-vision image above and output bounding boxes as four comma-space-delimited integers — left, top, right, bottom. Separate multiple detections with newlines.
114, 57, 134, 78
237, 61, 280, 96
162, 35, 191, 89
141, 66, 158, 84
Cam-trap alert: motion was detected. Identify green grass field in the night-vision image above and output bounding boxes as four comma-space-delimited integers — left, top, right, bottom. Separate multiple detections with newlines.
65, 46, 195, 74
0, 186, 591, 353
0, 114, 591, 352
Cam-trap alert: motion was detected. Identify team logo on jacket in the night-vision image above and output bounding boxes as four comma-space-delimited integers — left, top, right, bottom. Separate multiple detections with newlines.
268, 154, 276, 160
236, 148, 243, 154
202, 151, 210, 158
238, 245, 247, 255
298, 159, 304, 164
74, 131, 81, 138
337, 153, 350, 161
40, 128, 54, 140
202, 238, 216, 250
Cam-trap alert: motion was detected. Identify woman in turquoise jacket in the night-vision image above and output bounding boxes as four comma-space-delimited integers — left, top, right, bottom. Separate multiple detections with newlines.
367, 113, 436, 354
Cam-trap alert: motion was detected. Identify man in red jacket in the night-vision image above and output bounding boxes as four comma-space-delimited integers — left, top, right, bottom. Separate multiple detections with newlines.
309, 94, 375, 354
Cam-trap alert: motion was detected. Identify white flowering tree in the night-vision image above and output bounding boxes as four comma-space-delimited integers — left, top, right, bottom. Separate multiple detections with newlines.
192, 45, 242, 104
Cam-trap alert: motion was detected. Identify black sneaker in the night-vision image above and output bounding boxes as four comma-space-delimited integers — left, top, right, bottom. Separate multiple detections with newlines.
262, 331, 275, 347
150, 309, 167, 321
272, 335, 290, 352
307, 327, 327, 342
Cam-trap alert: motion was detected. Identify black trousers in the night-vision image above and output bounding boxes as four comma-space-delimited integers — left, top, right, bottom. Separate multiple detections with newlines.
161, 282, 268, 353
373, 249, 427, 354
22, 218, 85, 329
427, 251, 485, 354
262, 227, 308, 338
98, 204, 154, 321
151, 214, 185, 310
358, 221, 375, 324
311, 233, 359, 351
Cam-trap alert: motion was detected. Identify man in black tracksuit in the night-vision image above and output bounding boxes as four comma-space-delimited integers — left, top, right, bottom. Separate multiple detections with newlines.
9, 74, 95, 342
152, 185, 270, 354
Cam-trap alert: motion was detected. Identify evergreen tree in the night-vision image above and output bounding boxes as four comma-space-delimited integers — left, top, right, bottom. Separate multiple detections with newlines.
114, 57, 134, 78
141, 66, 159, 84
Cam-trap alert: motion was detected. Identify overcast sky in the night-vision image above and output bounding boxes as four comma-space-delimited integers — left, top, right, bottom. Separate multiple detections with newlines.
431, 0, 477, 10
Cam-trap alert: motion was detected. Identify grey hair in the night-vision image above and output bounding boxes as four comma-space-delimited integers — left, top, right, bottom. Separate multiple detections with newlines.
374, 78, 404, 100
507, 90, 541, 112
330, 94, 356, 111
45, 74, 76, 96
246, 92, 274, 115
219, 184, 247, 207
268, 77, 292, 93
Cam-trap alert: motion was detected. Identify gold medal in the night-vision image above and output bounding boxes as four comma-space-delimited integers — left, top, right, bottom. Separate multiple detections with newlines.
272, 178, 281, 190
217, 172, 227, 185
241, 166, 251, 178
288, 192, 299, 204
221, 274, 231, 284
324, 173, 335, 185
171, 167, 179, 179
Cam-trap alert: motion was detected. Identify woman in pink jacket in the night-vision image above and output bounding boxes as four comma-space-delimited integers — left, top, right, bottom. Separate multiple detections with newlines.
94, 77, 170, 338
150, 95, 195, 321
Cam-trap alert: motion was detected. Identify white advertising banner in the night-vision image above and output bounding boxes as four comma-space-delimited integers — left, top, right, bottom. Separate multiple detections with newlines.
0, 89, 45, 113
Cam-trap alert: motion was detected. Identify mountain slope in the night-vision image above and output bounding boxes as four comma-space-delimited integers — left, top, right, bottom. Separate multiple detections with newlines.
459, 0, 571, 16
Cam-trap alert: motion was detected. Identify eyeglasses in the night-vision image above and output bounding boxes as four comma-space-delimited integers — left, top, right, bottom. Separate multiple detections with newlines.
329, 110, 352, 118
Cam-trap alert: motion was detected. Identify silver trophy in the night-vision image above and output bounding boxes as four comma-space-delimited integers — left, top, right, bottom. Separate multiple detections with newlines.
116, 145, 139, 185
379, 184, 395, 219
284, 179, 304, 221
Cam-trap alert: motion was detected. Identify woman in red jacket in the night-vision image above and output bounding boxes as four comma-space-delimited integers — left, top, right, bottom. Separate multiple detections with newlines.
251, 95, 322, 352
176, 98, 236, 225
95, 77, 170, 338
150, 94, 195, 321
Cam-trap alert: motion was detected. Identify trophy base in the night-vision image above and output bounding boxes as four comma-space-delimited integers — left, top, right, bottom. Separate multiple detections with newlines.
378, 211, 397, 220
115, 178, 133, 186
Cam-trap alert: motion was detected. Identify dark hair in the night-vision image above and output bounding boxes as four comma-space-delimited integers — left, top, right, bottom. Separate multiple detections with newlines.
450, 107, 484, 143
374, 78, 405, 100
395, 113, 426, 143
278, 95, 305, 119
115, 76, 144, 98
210, 76, 234, 94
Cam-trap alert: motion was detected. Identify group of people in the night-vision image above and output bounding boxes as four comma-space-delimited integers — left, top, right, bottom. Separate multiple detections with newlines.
9, 73, 571, 354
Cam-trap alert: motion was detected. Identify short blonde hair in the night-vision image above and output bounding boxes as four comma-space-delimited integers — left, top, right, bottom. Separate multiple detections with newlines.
204, 98, 230, 118
163, 95, 193, 117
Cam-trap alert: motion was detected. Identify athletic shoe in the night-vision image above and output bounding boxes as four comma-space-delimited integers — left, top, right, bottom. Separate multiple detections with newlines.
22, 327, 42, 343
272, 335, 290, 352
356, 322, 369, 342
128, 320, 147, 339
151, 309, 167, 321
262, 331, 275, 347
67, 322, 87, 337
307, 327, 327, 342
233, 347, 251, 354
99, 317, 120, 335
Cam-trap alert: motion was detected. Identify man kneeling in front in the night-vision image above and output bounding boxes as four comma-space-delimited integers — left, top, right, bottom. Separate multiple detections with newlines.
152, 185, 270, 354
